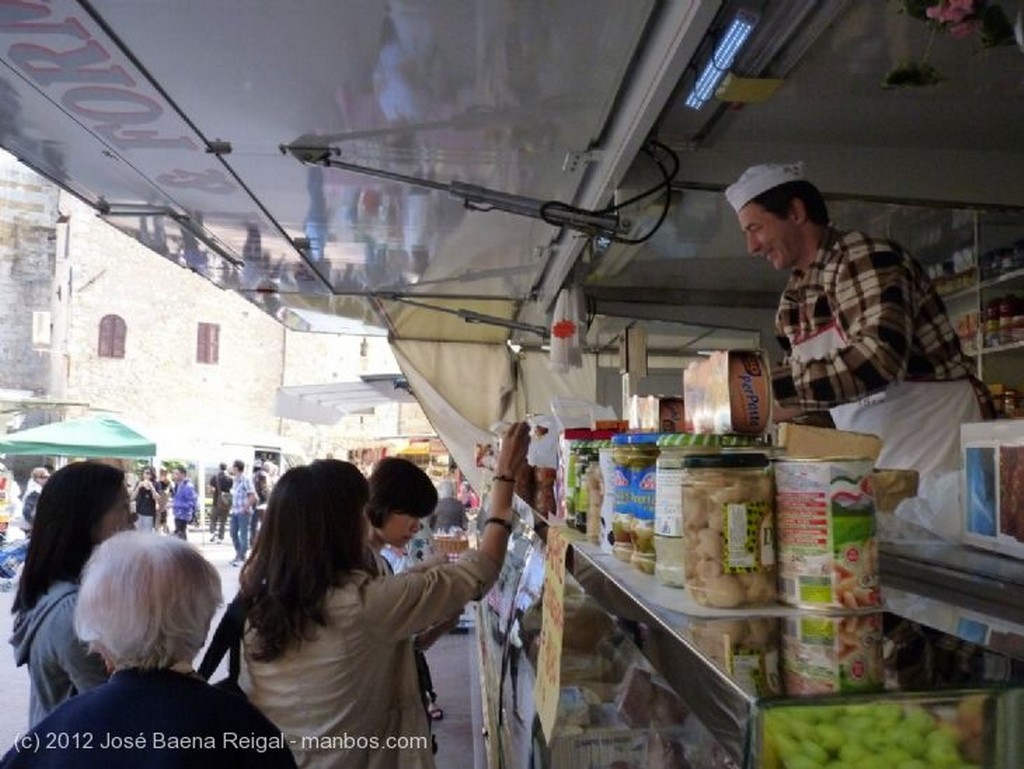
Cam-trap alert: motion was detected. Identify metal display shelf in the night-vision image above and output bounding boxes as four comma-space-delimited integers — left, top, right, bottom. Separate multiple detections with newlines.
566, 538, 759, 761
484, 500, 1024, 767
879, 540, 1024, 625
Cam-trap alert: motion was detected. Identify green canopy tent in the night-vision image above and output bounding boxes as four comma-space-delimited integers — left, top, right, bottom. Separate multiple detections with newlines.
0, 415, 156, 459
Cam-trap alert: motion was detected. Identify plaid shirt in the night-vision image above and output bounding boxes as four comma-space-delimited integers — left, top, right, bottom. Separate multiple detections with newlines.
772, 228, 973, 410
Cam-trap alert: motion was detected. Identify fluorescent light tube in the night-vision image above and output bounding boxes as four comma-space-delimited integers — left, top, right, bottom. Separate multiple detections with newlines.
685, 10, 759, 110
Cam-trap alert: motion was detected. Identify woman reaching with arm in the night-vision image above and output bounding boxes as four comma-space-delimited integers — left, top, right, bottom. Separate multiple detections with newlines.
237, 422, 529, 769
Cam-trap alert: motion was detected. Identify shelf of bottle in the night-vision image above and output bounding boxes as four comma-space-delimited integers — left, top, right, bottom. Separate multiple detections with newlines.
942, 264, 1024, 302
979, 338, 1024, 355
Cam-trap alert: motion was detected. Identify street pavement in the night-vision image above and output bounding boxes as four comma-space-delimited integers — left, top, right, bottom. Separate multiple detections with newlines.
0, 531, 483, 767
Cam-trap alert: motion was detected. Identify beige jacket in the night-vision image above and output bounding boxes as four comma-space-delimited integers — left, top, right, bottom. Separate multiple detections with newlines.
241, 550, 500, 769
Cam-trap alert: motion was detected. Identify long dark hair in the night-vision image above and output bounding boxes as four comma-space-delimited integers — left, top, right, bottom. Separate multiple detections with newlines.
239, 459, 370, 661
13, 461, 126, 614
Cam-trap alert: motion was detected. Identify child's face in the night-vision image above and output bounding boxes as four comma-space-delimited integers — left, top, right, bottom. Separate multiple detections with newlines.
378, 512, 421, 548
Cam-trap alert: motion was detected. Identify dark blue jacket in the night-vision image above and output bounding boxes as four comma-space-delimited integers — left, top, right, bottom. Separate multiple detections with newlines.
0, 669, 296, 768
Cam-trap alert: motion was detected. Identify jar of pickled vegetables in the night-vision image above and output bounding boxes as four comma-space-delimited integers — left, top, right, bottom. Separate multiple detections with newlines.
681, 453, 775, 608
654, 443, 719, 588
611, 433, 660, 571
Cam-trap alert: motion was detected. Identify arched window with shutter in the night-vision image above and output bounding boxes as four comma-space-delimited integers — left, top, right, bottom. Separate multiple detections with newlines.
98, 314, 126, 358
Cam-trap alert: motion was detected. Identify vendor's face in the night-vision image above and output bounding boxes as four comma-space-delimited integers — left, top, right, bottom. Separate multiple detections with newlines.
738, 202, 805, 271
378, 511, 421, 548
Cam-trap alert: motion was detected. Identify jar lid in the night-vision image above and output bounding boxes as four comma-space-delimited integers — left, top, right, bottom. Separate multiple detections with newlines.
683, 453, 769, 469
611, 432, 664, 445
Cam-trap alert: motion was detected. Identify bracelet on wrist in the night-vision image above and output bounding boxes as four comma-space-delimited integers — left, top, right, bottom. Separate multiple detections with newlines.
484, 516, 513, 534
493, 474, 515, 483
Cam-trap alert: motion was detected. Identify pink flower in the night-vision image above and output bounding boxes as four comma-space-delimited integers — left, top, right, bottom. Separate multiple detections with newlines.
926, 0, 976, 25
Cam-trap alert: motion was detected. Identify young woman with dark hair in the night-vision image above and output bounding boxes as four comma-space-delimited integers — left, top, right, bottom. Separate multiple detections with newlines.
238, 423, 529, 769
366, 457, 448, 727
10, 461, 133, 726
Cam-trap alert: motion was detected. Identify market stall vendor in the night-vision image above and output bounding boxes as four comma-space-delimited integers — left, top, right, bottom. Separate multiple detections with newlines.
726, 162, 991, 482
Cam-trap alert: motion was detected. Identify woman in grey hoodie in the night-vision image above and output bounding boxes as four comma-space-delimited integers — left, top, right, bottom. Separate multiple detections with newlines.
9, 461, 133, 727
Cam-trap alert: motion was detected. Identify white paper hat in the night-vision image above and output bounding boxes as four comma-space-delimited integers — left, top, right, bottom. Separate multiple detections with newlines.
725, 162, 804, 212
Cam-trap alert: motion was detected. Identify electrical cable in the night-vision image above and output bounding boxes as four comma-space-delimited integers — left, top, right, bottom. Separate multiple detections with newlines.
599, 140, 678, 245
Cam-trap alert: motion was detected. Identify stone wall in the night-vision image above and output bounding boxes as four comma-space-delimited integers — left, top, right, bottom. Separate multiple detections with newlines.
62, 192, 416, 459
0, 161, 58, 394
62, 193, 286, 443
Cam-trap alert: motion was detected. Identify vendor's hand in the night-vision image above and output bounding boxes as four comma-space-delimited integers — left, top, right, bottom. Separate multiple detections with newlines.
772, 402, 804, 423
496, 421, 530, 479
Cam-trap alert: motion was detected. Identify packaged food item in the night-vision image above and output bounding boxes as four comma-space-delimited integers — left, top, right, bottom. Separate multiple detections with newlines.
774, 458, 878, 611
558, 430, 616, 531
611, 433, 661, 572
690, 617, 781, 697
780, 612, 884, 695
681, 453, 776, 608
653, 438, 721, 587
598, 447, 618, 554
683, 350, 771, 435
585, 462, 604, 544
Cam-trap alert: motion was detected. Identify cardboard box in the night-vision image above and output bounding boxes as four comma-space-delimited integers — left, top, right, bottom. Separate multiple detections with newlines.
962, 421, 1024, 559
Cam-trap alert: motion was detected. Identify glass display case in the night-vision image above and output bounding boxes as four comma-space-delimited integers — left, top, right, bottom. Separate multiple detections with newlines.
475, 501, 1024, 769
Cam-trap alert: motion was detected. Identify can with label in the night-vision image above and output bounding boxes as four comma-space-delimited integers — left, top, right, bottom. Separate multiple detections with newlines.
780, 612, 884, 695
773, 458, 878, 611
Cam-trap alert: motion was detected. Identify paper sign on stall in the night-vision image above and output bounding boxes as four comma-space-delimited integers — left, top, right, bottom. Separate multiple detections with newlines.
533, 525, 569, 742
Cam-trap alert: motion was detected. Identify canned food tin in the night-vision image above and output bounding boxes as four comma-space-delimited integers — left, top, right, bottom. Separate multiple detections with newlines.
774, 458, 879, 611
780, 612, 884, 695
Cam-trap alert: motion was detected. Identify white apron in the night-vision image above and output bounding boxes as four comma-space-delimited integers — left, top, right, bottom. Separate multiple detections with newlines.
792, 323, 980, 484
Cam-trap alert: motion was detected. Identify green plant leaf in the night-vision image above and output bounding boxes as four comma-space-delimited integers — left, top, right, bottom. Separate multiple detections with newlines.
980, 4, 1015, 47
883, 60, 946, 88
900, 0, 936, 22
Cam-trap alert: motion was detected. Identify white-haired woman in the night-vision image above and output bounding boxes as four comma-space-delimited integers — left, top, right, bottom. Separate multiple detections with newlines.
1, 532, 295, 768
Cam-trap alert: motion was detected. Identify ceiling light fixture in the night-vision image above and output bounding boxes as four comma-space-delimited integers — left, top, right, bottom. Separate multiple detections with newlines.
684, 9, 760, 110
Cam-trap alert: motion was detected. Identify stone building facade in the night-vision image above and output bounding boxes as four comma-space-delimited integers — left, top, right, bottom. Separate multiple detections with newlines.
0, 159, 58, 396
0, 153, 433, 478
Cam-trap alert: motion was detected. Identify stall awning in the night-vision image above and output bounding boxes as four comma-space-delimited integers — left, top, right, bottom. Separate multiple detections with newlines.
0, 415, 156, 458
273, 375, 417, 427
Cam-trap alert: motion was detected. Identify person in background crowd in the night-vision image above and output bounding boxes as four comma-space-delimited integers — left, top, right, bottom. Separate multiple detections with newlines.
238, 423, 529, 769
250, 460, 270, 545
208, 462, 233, 543
9, 462, 132, 727
18, 467, 49, 525
457, 481, 479, 512
430, 479, 467, 533
0, 531, 296, 769
130, 466, 160, 533
726, 162, 989, 482
169, 466, 198, 541
230, 459, 257, 567
156, 467, 173, 533
368, 458, 450, 728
